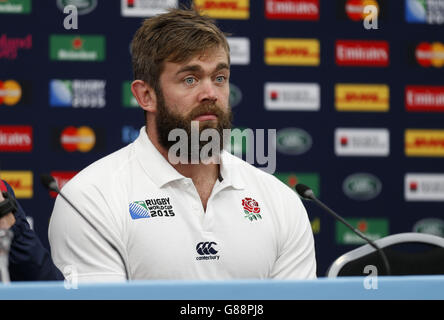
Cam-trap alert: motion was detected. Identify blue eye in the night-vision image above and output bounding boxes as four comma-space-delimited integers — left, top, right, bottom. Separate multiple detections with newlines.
185, 77, 195, 85
215, 76, 226, 83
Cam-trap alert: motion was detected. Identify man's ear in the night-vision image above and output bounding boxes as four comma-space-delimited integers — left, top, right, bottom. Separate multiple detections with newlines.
131, 80, 157, 113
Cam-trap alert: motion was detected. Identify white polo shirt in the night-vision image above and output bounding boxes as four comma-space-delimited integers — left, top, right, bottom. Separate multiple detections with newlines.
48, 127, 316, 282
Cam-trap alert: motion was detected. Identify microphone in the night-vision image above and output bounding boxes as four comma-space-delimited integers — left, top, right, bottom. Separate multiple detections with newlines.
41, 174, 129, 281
295, 183, 391, 276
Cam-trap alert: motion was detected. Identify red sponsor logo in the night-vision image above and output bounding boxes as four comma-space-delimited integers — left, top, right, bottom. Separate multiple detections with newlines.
204, 1, 240, 10
345, 92, 379, 102
275, 47, 311, 57
345, 0, 379, 21
406, 86, 444, 112
0, 34, 32, 60
265, 0, 319, 20
410, 138, 444, 148
335, 40, 389, 66
49, 171, 78, 198
415, 42, 444, 68
0, 126, 32, 152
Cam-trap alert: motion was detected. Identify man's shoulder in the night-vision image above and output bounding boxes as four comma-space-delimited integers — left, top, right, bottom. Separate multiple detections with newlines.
63, 143, 135, 192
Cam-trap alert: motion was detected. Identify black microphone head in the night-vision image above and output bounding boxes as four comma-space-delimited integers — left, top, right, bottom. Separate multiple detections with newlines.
41, 174, 59, 192
295, 183, 315, 200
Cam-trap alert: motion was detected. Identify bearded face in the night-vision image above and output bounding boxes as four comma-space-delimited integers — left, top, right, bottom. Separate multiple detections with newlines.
155, 87, 233, 162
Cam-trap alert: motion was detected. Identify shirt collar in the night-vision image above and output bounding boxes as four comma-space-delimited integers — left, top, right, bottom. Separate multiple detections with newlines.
134, 126, 245, 190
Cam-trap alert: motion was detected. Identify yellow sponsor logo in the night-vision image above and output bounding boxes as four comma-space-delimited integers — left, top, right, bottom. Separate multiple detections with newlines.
0, 171, 33, 198
265, 38, 320, 66
0, 80, 22, 106
311, 217, 320, 234
335, 84, 389, 112
405, 130, 444, 157
194, 0, 249, 19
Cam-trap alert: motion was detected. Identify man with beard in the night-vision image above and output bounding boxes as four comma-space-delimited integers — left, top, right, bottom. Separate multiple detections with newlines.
48, 8, 317, 282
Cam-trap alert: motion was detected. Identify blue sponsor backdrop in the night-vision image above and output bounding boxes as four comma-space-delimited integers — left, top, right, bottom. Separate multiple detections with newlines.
1, 0, 444, 277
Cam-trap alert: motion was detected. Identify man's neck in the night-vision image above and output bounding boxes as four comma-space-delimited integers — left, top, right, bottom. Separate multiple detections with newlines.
145, 126, 220, 184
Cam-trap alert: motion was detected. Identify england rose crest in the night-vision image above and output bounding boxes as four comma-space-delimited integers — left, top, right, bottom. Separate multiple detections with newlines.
242, 197, 262, 221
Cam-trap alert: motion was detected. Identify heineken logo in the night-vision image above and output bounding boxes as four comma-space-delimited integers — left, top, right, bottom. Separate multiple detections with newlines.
336, 218, 389, 245
276, 128, 312, 155
343, 173, 382, 200
57, 0, 97, 15
0, 0, 31, 14
274, 172, 320, 197
242, 197, 262, 222
122, 81, 139, 108
72, 37, 83, 50
50, 34, 105, 61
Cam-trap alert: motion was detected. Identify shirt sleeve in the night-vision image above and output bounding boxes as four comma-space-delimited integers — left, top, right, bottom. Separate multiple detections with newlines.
5, 180, 64, 281
269, 184, 317, 279
48, 178, 128, 283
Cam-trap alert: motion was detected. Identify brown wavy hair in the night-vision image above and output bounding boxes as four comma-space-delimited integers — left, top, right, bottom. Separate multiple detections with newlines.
131, 7, 230, 95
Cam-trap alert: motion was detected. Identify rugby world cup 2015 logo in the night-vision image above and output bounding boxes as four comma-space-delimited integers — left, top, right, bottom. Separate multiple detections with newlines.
242, 197, 262, 221
129, 201, 151, 220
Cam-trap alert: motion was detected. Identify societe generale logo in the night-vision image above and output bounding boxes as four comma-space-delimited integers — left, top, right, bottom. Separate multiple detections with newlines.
0, 125, 32, 152
335, 40, 389, 67
264, 82, 320, 111
265, 0, 320, 20
335, 128, 389, 156
405, 86, 444, 112
335, 83, 389, 112
194, 0, 250, 19
405, 173, 444, 201
265, 38, 320, 66
60, 126, 96, 152
405, 129, 444, 157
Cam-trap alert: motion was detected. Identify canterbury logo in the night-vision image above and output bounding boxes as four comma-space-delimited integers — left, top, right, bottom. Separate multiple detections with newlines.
196, 242, 218, 255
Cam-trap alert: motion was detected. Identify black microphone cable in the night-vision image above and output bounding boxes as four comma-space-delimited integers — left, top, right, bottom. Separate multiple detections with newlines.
295, 183, 391, 276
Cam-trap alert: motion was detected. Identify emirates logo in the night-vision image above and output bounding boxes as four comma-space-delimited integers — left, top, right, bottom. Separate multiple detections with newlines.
242, 197, 262, 221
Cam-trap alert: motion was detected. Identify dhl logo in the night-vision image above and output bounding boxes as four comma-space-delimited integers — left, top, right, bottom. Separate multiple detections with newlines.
0, 171, 33, 198
335, 84, 389, 112
194, 0, 249, 19
265, 38, 320, 66
405, 130, 444, 157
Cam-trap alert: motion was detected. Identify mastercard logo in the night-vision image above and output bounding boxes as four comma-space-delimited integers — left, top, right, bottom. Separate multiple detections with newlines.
345, 0, 379, 21
415, 42, 444, 68
0, 80, 22, 106
60, 126, 96, 152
